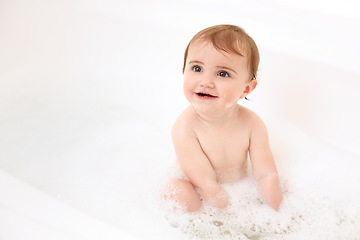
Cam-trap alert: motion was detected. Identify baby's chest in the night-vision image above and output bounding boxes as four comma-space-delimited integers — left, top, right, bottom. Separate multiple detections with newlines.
197, 130, 249, 167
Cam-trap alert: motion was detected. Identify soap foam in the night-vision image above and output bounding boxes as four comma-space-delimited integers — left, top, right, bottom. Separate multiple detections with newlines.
156, 125, 360, 240
159, 175, 359, 240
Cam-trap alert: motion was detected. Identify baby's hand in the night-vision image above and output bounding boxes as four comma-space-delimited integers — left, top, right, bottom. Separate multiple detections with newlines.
199, 182, 229, 210
257, 173, 283, 210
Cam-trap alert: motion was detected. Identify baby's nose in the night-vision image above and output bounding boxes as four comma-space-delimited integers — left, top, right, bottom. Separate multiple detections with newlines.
200, 77, 215, 88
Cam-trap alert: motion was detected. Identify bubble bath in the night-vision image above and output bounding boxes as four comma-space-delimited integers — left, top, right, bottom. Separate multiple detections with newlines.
157, 123, 360, 239
1, 1, 360, 240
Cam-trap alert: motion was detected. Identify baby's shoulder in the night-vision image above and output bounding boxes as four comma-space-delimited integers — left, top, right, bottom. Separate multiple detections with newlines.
237, 105, 266, 129
172, 106, 197, 138
237, 105, 261, 121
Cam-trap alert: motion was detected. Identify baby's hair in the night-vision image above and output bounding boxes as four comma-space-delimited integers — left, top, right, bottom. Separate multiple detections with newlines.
183, 24, 259, 81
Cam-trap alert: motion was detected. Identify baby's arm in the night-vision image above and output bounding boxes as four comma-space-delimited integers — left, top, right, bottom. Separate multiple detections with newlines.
172, 119, 229, 210
249, 115, 283, 210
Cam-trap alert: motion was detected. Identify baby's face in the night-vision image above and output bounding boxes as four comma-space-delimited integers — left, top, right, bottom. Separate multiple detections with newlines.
183, 40, 255, 115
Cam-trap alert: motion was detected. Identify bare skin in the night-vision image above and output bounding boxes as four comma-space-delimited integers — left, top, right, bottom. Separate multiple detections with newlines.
166, 40, 283, 212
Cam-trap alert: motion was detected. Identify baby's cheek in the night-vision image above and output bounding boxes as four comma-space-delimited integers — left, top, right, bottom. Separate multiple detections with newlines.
183, 82, 193, 101
223, 94, 240, 108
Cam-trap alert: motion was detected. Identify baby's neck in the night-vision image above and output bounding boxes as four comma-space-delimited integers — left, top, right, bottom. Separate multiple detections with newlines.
192, 105, 239, 125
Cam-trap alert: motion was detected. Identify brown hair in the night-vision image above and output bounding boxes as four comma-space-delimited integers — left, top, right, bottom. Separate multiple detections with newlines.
183, 24, 259, 81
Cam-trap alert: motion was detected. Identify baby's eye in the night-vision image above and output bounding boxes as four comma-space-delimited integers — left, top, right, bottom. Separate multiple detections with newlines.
218, 71, 230, 78
192, 65, 202, 72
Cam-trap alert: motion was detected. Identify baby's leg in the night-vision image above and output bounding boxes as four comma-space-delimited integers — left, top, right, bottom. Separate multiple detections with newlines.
161, 178, 202, 212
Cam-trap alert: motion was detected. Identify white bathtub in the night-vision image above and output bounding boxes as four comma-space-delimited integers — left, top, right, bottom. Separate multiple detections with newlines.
1, 0, 360, 239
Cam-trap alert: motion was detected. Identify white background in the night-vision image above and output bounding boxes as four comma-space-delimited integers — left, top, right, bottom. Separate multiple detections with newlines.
1, 0, 360, 239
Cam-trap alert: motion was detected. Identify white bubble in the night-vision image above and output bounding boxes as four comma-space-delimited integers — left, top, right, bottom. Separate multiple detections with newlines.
158, 167, 360, 240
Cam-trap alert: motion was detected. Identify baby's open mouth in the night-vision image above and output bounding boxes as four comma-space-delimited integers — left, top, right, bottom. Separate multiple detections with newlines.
196, 92, 217, 98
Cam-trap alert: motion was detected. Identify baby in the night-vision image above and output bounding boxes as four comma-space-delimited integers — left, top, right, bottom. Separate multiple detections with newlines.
164, 24, 283, 212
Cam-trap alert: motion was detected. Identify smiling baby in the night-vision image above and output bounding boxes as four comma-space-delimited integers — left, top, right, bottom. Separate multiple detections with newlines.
163, 25, 283, 212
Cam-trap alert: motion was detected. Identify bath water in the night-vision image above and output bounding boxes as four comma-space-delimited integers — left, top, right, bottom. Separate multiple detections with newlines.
1, 1, 360, 239
148, 121, 360, 240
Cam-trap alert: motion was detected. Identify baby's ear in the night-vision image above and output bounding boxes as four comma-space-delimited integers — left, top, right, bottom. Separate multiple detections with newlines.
240, 79, 257, 99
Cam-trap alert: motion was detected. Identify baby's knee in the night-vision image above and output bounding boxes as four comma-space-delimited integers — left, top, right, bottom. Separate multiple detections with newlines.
160, 178, 202, 212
